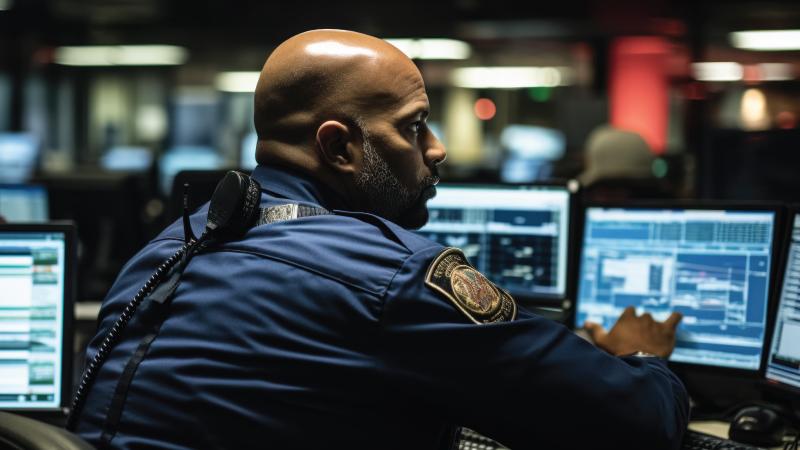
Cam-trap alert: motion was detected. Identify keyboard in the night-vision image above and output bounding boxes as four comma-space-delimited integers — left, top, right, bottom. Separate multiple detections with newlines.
681, 430, 767, 450
456, 428, 508, 450
457, 428, 768, 450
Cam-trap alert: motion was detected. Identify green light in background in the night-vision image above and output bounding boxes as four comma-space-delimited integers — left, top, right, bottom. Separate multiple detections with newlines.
527, 87, 552, 102
652, 158, 668, 178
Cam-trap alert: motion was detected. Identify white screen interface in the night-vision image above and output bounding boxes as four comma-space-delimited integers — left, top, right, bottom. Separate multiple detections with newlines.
0, 231, 66, 409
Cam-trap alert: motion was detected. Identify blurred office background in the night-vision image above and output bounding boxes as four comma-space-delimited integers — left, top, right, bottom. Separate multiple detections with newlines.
1, 0, 800, 300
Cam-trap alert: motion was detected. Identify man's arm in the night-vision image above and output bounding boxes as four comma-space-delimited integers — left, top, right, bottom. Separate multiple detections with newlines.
377, 248, 689, 450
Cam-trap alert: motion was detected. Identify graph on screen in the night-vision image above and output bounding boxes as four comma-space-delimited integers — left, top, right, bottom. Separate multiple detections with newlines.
417, 185, 570, 299
575, 207, 775, 370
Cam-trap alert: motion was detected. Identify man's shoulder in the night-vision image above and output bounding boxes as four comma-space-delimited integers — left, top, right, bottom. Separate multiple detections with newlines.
149, 205, 444, 296
330, 210, 442, 255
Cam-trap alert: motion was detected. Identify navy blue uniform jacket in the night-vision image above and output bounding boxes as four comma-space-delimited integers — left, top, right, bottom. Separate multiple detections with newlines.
76, 165, 689, 449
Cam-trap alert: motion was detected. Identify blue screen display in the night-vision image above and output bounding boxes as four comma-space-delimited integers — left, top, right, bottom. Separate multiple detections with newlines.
575, 207, 775, 370
0, 133, 39, 184
0, 185, 48, 222
158, 146, 223, 194
766, 213, 800, 390
417, 185, 570, 299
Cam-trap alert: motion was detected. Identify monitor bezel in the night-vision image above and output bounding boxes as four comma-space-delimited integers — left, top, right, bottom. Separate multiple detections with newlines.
0, 222, 75, 415
568, 200, 785, 377
762, 206, 800, 397
422, 180, 579, 308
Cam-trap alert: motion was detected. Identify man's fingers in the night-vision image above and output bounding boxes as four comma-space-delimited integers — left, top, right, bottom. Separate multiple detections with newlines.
620, 306, 636, 320
664, 312, 683, 330
583, 321, 608, 342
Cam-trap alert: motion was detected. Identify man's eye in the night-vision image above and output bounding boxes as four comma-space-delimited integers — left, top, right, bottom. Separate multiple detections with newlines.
409, 121, 423, 134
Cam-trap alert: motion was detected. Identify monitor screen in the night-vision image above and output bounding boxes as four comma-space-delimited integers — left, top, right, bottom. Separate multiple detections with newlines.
100, 146, 153, 172
0, 227, 70, 409
0, 133, 39, 184
500, 125, 565, 183
766, 212, 800, 390
575, 207, 776, 371
159, 146, 223, 195
417, 184, 571, 300
0, 185, 49, 223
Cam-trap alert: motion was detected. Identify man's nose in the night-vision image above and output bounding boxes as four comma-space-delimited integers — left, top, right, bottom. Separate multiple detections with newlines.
425, 132, 447, 168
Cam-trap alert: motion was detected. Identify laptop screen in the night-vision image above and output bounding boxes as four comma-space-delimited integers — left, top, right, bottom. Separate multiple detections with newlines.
766, 212, 800, 390
575, 206, 776, 371
0, 226, 71, 410
417, 184, 571, 300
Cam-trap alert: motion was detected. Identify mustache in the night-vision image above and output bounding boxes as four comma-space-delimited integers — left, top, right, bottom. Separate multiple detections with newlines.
423, 165, 440, 188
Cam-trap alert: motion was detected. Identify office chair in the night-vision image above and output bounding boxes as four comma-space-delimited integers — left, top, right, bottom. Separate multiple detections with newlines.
0, 411, 94, 450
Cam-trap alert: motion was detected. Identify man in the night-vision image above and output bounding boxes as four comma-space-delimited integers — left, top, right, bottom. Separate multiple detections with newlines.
75, 29, 688, 449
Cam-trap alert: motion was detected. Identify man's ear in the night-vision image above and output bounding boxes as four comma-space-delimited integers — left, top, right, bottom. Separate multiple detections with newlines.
316, 120, 358, 174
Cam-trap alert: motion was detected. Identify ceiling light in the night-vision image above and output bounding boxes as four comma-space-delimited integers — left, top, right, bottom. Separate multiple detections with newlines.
54, 45, 188, 66
215, 71, 260, 93
730, 30, 800, 51
691, 62, 743, 81
385, 39, 471, 60
451, 67, 570, 89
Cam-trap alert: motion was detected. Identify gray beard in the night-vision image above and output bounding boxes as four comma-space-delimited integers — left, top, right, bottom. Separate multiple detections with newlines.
353, 133, 419, 223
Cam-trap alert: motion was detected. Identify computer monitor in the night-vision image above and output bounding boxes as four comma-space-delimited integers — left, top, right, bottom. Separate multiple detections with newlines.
100, 146, 154, 172
0, 185, 49, 223
0, 223, 74, 412
499, 125, 565, 183
159, 146, 223, 195
0, 133, 40, 184
766, 210, 800, 392
574, 204, 779, 371
416, 184, 572, 303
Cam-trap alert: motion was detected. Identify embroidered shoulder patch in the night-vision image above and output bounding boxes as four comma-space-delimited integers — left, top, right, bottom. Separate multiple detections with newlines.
425, 247, 517, 324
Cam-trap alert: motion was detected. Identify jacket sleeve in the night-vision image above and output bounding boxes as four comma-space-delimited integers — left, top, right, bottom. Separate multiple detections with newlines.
377, 246, 690, 450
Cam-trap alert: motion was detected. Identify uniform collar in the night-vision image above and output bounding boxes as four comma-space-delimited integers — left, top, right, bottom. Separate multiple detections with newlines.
250, 164, 349, 211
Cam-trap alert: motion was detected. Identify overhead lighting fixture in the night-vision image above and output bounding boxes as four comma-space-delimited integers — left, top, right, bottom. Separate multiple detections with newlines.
730, 30, 800, 51
54, 45, 188, 66
215, 71, 260, 93
691, 62, 743, 81
450, 67, 570, 89
385, 38, 471, 60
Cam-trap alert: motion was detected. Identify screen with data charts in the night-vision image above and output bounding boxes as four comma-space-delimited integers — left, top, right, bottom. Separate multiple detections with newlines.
417, 184, 571, 301
0, 225, 73, 410
766, 212, 800, 391
575, 206, 777, 371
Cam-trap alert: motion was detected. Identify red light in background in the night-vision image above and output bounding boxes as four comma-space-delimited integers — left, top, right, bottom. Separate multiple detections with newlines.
743, 65, 761, 84
609, 36, 669, 155
474, 98, 496, 121
685, 82, 706, 100
777, 111, 797, 129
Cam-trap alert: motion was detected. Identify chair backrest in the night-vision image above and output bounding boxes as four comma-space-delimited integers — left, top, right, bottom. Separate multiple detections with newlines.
0, 412, 94, 450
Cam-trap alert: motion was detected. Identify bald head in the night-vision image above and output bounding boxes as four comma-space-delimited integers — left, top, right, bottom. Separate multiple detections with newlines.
252, 29, 446, 229
253, 29, 420, 168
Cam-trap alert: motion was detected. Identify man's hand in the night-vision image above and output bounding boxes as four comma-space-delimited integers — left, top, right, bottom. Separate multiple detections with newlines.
584, 307, 682, 358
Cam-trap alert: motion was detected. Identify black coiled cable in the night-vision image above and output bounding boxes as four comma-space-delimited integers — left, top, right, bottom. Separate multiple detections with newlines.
66, 237, 203, 431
